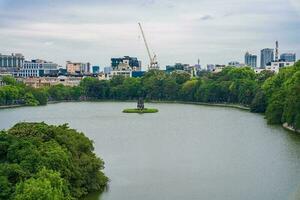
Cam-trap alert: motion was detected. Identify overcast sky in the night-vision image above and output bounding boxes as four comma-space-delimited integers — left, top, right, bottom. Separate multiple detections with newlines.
0, 0, 299, 69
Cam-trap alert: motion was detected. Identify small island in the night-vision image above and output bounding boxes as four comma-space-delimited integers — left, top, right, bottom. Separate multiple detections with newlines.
123, 98, 158, 113
123, 108, 159, 113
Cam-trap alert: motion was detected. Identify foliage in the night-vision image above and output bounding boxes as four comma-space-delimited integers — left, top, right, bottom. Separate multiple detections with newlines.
123, 108, 159, 113
0, 122, 108, 200
14, 168, 71, 200
262, 61, 300, 128
1, 62, 300, 129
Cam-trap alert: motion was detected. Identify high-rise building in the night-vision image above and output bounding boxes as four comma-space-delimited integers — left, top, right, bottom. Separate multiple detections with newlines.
275, 41, 279, 62
244, 52, 257, 68
280, 53, 296, 62
0, 53, 24, 74
260, 48, 274, 68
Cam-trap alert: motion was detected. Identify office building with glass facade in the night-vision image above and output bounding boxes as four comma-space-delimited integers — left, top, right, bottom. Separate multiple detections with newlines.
260, 48, 274, 68
245, 52, 257, 68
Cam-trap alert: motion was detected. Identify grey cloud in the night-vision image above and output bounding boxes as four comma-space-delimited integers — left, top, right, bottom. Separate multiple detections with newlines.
0, 0, 299, 68
199, 15, 214, 21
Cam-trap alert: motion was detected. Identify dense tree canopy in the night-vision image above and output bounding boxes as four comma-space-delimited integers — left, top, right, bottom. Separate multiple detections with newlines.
1, 61, 300, 130
0, 122, 108, 200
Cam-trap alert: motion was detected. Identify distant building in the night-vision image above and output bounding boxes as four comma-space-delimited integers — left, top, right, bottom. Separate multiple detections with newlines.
22, 76, 82, 88
165, 63, 190, 74
280, 53, 296, 62
228, 61, 246, 67
66, 61, 91, 75
111, 56, 141, 71
92, 66, 100, 74
111, 70, 132, 78
194, 64, 201, 71
206, 64, 226, 73
228, 61, 240, 66
104, 66, 113, 74
0, 53, 25, 75
207, 64, 215, 72
213, 65, 226, 73
111, 61, 133, 78
18, 59, 59, 78
244, 52, 257, 68
260, 48, 274, 68
132, 71, 146, 78
266, 61, 295, 73
58, 68, 67, 76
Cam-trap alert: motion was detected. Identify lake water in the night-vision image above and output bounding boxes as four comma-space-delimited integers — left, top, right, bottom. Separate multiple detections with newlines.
1, 102, 300, 200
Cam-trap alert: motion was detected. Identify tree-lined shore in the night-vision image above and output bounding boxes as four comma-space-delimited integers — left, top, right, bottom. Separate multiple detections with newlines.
0, 122, 108, 200
1, 61, 299, 130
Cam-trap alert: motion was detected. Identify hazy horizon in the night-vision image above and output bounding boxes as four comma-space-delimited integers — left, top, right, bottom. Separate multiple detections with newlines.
0, 0, 299, 69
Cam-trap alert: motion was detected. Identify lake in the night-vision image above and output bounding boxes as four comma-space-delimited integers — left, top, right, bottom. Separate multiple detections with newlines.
0, 102, 300, 200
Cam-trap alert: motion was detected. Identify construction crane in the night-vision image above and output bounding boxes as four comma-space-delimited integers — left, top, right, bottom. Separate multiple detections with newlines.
138, 22, 159, 70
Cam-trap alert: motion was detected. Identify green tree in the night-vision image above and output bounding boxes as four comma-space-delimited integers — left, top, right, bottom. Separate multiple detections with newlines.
32, 89, 48, 105
265, 90, 285, 124
14, 168, 71, 200
24, 93, 39, 106
282, 71, 300, 129
2, 76, 17, 85
180, 80, 198, 101
250, 90, 267, 113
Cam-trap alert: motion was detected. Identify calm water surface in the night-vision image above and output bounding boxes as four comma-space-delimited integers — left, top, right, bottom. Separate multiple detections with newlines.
1, 102, 300, 200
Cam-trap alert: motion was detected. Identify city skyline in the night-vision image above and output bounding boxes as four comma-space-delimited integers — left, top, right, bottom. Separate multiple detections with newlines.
0, 0, 299, 69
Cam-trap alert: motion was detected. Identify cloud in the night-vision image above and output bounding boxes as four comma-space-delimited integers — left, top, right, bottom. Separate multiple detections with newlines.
0, 0, 299, 68
199, 15, 214, 21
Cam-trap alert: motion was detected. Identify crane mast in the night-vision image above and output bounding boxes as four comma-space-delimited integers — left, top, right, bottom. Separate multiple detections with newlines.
138, 22, 159, 70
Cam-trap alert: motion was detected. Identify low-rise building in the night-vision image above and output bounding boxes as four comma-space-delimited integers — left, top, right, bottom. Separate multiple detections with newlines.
22, 76, 82, 88
207, 64, 215, 72
111, 62, 132, 78
66, 61, 91, 75
17, 59, 59, 78
228, 61, 246, 67
253, 68, 266, 74
280, 53, 296, 62
98, 72, 112, 80
265, 61, 295, 73
212, 65, 226, 73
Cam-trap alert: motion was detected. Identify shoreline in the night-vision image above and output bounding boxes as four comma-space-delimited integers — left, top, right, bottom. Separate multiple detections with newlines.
0, 104, 23, 109
282, 123, 300, 133
3, 100, 299, 133
148, 100, 250, 111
